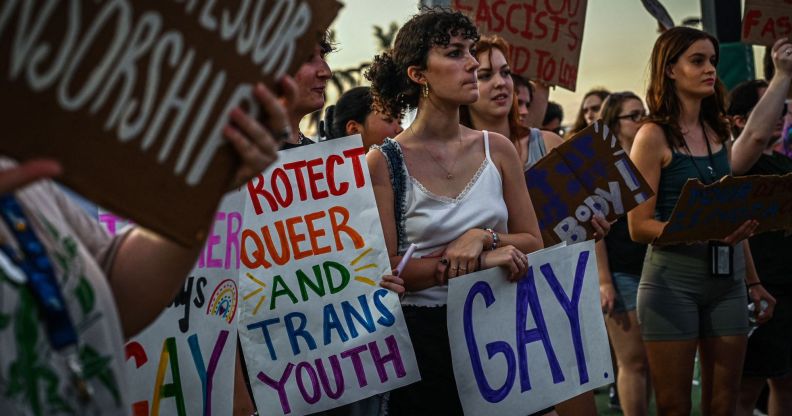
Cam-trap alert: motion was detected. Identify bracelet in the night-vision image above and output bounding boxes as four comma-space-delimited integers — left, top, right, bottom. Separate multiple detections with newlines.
746, 282, 762, 289
485, 228, 499, 250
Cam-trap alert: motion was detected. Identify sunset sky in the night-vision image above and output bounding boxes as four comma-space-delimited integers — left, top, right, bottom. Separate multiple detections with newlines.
326, 0, 762, 125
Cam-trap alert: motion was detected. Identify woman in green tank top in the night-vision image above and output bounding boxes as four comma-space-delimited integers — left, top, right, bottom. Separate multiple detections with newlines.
627, 27, 776, 416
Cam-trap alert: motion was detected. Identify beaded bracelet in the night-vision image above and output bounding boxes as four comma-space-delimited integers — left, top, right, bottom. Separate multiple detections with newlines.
485, 228, 499, 250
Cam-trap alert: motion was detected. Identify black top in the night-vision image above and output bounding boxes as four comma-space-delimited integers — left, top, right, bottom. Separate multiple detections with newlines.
745, 152, 792, 291
280, 133, 314, 150
604, 216, 647, 276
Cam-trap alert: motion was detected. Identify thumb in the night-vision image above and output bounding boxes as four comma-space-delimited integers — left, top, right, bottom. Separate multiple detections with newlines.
0, 160, 62, 194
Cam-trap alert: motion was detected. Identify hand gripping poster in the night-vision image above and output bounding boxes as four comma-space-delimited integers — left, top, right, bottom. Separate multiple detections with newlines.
237, 136, 419, 416
447, 241, 612, 415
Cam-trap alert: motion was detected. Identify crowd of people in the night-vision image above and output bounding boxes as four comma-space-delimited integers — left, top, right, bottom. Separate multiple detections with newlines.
1, 5, 791, 416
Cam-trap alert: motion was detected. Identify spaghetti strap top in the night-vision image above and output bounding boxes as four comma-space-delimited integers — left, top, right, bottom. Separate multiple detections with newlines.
655, 145, 730, 222
398, 131, 509, 307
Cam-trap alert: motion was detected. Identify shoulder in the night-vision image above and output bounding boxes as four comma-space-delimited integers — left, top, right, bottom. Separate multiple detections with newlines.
482, 130, 519, 156
540, 130, 564, 151
635, 122, 671, 148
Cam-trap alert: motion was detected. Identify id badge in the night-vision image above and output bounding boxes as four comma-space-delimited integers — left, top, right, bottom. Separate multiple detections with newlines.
709, 242, 733, 278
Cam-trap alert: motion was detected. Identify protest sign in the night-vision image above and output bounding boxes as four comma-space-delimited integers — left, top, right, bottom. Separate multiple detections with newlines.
447, 241, 612, 415
525, 120, 653, 246
742, 0, 792, 46
655, 173, 792, 245
0, 0, 342, 247
452, 0, 587, 91
237, 136, 419, 416
100, 192, 243, 416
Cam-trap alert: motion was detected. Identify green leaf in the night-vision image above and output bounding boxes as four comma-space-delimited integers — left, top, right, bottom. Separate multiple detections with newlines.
73, 277, 95, 316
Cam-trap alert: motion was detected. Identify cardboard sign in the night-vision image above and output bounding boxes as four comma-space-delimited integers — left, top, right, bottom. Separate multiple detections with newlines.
525, 120, 654, 246
742, 0, 792, 46
447, 241, 612, 415
237, 136, 419, 416
100, 192, 243, 416
0, 0, 342, 247
655, 174, 792, 245
452, 0, 587, 91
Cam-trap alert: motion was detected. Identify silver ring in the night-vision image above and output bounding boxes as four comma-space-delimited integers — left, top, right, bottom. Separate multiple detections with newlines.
439, 258, 449, 265
275, 126, 292, 142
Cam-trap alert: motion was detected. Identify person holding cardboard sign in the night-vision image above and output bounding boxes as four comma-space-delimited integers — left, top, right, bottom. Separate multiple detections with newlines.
729, 37, 792, 416
627, 27, 776, 416
0, 79, 292, 415
366, 8, 543, 415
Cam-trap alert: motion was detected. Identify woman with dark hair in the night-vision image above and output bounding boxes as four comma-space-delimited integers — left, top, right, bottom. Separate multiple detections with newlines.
729, 38, 792, 416
321, 86, 403, 148
627, 27, 776, 415
366, 8, 543, 414
566, 88, 610, 139
595, 91, 651, 416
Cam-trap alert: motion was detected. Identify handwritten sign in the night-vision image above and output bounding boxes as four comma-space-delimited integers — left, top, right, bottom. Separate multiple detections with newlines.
655, 174, 792, 245
100, 192, 243, 416
526, 120, 654, 246
447, 241, 612, 415
237, 136, 419, 416
742, 0, 792, 46
0, 0, 342, 246
452, 0, 587, 91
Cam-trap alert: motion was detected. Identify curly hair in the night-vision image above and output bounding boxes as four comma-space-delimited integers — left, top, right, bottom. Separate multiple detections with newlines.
645, 26, 730, 147
366, 7, 479, 119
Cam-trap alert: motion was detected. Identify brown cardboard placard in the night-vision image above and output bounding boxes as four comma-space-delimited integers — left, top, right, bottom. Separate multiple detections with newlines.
742, 0, 792, 46
0, 0, 343, 246
525, 120, 654, 246
654, 174, 792, 245
452, 0, 587, 91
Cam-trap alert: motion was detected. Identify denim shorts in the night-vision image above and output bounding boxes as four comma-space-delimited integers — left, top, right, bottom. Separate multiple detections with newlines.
612, 272, 641, 313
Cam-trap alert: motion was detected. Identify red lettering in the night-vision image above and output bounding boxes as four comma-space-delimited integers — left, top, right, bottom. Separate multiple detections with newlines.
743, 10, 762, 40
534, 11, 549, 40
475, 0, 493, 29
491, 0, 506, 32
306, 158, 329, 199
247, 174, 279, 215
779, 17, 792, 37
272, 169, 294, 208
453, 0, 473, 13
567, 21, 580, 51
519, 4, 534, 39
283, 160, 309, 200
761, 17, 776, 39
343, 147, 367, 188
507, 3, 523, 36
548, 14, 568, 42
327, 155, 349, 196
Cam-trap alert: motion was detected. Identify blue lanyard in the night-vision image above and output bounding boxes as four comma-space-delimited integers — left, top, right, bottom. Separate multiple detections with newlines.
0, 194, 78, 350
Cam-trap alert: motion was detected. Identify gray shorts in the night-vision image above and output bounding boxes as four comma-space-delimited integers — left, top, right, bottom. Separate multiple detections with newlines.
637, 243, 749, 341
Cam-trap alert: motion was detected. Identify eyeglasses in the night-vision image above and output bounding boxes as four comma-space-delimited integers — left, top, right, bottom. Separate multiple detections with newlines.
617, 111, 646, 123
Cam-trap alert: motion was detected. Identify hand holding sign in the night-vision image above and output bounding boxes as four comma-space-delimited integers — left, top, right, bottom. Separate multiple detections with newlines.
0, 159, 62, 194
225, 79, 298, 190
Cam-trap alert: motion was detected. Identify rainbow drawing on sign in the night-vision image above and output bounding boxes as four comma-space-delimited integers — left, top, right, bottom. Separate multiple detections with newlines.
206, 279, 238, 323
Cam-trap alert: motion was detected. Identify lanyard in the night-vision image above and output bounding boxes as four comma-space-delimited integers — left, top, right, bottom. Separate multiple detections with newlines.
0, 194, 93, 403
681, 119, 718, 185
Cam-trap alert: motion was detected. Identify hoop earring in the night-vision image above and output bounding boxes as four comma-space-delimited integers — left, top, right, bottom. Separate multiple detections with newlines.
422, 83, 429, 98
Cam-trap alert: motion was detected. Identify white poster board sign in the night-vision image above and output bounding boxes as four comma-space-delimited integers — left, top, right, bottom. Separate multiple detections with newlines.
447, 240, 612, 415
237, 136, 419, 416
101, 192, 243, 416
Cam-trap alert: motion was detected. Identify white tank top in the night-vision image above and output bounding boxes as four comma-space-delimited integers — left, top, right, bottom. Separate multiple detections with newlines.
398, 131, 509, 306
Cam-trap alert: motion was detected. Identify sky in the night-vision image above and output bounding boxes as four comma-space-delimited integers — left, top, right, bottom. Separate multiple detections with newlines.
325, 0, 763, 125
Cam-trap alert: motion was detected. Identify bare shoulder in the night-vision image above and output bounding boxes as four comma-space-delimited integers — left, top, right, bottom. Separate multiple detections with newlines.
540, 130, 564, 151
634, 122, 673, 164
365, 147, 390, 181
484, 130, 519, 156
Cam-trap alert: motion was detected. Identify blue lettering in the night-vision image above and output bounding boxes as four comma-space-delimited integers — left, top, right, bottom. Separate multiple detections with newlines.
322, 304, 349, 345
373, 289, 396, 327
246, 318, 281, 360
284, 312, 317, 355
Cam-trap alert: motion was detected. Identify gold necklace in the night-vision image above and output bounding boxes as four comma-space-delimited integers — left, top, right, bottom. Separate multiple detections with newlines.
410, 126, 463, 180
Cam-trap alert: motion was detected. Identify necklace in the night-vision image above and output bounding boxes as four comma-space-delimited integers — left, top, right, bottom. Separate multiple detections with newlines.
410, 125, 463, 180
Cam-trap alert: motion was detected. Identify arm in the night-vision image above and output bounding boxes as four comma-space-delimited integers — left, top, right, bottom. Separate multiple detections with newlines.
743, 242, 776, 324
627, 123, 671, 243
109, 80, 293, 338
595, 239, 616, 316
367, 149, 442, 292
732, 38, 792, 175
526, 81, 550, 129
540, 130, 564, 152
